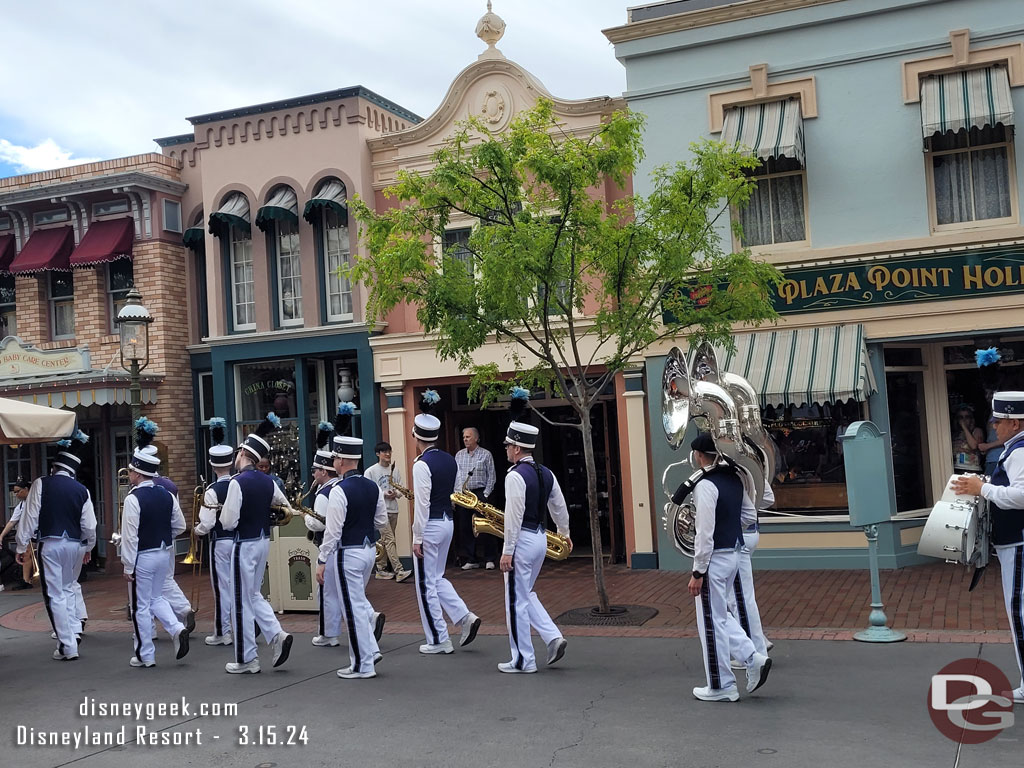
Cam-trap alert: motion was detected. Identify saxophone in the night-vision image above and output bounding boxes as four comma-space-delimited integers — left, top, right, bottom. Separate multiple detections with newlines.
451, 484, 571, 561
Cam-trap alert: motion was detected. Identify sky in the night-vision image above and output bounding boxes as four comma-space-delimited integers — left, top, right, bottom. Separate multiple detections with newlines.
0, 0, 631, 179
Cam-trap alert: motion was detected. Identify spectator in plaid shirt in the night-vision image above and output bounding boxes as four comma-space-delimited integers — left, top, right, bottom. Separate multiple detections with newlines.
454, 427, 497, 570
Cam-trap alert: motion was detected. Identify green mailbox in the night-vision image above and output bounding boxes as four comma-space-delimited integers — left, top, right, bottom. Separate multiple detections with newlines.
841, 420, 894, 527
840, 420, 905, 642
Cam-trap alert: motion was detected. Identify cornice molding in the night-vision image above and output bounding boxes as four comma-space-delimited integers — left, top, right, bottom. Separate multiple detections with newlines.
0, 171, 186, 206
603, 0, 844, 44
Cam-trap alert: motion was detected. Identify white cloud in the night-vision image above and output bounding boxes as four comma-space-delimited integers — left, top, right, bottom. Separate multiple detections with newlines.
0, 1, 627, 164
0, 138, 101, 174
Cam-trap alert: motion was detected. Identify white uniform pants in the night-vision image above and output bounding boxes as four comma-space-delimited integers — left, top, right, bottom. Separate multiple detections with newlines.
37, 538, 82, 657
231, 537, 282, 664
335, 545, 379, 673
726, 528, 767, 658
997, 544, 1024, 690
71, 547, 88, 632
413, 518, 469, 645
322, 551, 379, 641
162, 548, 192, 620
695, 549, 755, 691
504, 528, 561, 671
130, 548, 184, 663
209, 537, 234, 638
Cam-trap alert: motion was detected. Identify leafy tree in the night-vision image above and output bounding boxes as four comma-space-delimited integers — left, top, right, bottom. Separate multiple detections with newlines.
350, 99, 780, 613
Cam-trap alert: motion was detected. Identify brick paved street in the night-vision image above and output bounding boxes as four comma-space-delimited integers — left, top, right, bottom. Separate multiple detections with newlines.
2, 558, 1010, 643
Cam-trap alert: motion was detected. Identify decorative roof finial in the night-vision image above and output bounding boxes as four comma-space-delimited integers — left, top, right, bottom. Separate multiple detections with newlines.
476, 0, 506, 60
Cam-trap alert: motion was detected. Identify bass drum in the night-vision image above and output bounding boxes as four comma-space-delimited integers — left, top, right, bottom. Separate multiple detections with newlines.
918, 497, 988, 566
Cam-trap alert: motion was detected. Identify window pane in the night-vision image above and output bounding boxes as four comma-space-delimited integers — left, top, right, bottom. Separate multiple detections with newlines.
108, 259, 134, 292
1, 309, 15, 338
50, 273, 74, 298
0, 274, 14, 306
54, 300, 74, 337
770, 175, 806, 243
932, 151, 973, 224
739, 183, 773, 247
323, 209, 352, 320
971, 145, 1011, 220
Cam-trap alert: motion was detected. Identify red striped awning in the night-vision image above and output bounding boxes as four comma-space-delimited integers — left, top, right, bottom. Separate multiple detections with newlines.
9, 227, 74, 274
69, 218, 135, 267
0, 234, 15, 272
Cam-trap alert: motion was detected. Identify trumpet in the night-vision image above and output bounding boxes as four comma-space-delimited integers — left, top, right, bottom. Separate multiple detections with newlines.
182, 484, 204, 565
452, 486, 570, 561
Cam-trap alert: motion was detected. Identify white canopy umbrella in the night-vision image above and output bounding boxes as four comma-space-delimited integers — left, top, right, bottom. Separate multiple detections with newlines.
0, 397, 76, 444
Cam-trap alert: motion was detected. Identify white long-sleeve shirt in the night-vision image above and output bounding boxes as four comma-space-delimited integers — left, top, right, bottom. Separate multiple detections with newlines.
10, 499, 25, 524
194, 474, 232, 536
691, 473, 757, 574
16, 472, 96, 554
218, 469, 291, 534
305, 477, 339, 534
120, 480, 186, 575
983, 429, 1024, 547
411, 458, 434, 546
318, 477, 387, 563
502, 458, 571, 557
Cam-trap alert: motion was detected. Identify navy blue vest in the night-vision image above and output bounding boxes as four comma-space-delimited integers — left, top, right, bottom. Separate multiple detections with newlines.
513, 461, 554, 531
38, 474, 89, 540
704, 469, 745, 550
233, 466, 275, 540
990, 435, 1024, 546
338, 471, 381, 547
153, 475, 179, 498
132, 485, 173, 551
210, 477, 231, 539
418, 449, 456, 520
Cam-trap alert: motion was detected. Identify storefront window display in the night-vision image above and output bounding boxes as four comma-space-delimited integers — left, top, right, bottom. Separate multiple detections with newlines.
763, 399, 864, 511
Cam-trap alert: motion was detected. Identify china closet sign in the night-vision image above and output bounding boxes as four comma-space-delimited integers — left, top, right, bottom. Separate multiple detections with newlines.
242, 379, 295, 397
774, 247, 1024, 314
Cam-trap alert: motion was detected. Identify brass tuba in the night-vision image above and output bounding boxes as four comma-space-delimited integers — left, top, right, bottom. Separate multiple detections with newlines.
452, 486, 571, 561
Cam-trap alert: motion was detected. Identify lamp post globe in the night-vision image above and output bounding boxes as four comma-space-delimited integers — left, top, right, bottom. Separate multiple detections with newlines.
115, 287, 153, 448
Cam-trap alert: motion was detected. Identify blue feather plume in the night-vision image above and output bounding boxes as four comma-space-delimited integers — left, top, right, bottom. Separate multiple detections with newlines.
337, 402, 356, 416
422, 389, 441, 406
976, 347, 1001, 367
71, 428, 89, 444
318, 420, 333, 432
56, 439, 72, 448
510, 386, 530, 401
209, 417, 227, 430
134, 417, 159, 436
266, 412, 281, 429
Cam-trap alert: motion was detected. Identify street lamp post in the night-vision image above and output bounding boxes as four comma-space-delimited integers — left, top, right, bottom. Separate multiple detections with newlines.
115, 287, 153, 450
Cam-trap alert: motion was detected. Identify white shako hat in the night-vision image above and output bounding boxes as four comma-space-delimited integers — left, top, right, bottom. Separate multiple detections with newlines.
504, 386, 538, 449
240, 412, 281, 461
207, 417, 234, 468
412, 389, 442, 442
992, 391, 1024, 419
313, 420, 337, 471
332, 401, 362, 460
129, 417, 161, 477
54, 428, 89, 475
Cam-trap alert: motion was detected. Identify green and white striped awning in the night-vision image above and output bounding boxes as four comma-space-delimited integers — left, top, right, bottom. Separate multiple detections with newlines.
208, 193, 250, 235
721, 99, 805, 166
303, 179, 348, 224
920, 65, 1015, 140
182, 224, 205, 250
255, 186, 299, 231
714, 325, 876, 409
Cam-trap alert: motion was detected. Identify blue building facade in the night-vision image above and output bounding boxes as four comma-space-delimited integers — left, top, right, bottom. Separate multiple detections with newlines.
607, 0, 1024, 569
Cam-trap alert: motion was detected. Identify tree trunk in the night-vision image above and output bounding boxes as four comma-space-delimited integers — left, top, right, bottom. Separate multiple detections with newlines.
579, 405, 611, 614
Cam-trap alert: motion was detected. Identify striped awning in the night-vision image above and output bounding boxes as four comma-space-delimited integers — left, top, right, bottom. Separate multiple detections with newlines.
714, 325, 876, 409
255, 186, 299, 232
920, 65, 1015, 140
303, 179, 347, 224
721, 99, 805, 166
208, 193, 250, 235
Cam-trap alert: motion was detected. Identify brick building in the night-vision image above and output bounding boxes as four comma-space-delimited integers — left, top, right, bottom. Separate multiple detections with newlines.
0, 153, 192, 565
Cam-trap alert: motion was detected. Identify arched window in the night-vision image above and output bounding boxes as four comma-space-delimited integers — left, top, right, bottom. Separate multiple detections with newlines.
209, 192, 254, 332
256, 186, 302, 328
304, 179, 351, 322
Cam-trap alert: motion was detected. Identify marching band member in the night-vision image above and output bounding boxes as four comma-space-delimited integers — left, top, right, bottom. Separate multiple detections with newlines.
685, 432, 770, 702
194, 417, 236, 646
307, 419, 341, 647
316, 406, 388, 679
219, 412, 295, 674
953, 390, 1024, 703
2, 476, 34, 590
728, 477, 774, 668
411, 390, 481, 654
119, 436, 190, 668
498, 388, 572, 674
17, 431, 95, 660
137, 419, 195, 635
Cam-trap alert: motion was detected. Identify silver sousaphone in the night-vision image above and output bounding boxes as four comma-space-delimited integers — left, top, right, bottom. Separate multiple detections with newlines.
661, 344, 771, 558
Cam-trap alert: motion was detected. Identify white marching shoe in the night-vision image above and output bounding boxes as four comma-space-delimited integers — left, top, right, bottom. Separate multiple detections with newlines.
173, 628, 191, 660
373, 651, 383, 664
498, 661, 537, 674
312, 635, 340, 647
205, 633, 233, 646
52, 649, 79, 661
1013, 686, 1024, 704
225, 659, 260, 674
459, 612, 481, 647
746, 653, 772, 693
419, 639, 454, 654
129, 656, 155, 668
373, 612, 386, 642
271, 632, 293, 668
546, 637, 567, 666
337, 666, 376, 679
692, 685, 739, 702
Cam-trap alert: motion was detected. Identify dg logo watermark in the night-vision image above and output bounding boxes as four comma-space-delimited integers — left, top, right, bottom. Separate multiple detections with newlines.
928, 659, 1014, 744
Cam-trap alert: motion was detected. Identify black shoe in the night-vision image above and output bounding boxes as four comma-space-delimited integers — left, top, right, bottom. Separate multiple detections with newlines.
373, 613, 386, 643
184, 610, 196, 634
175, 628, 191, 660
11, 581, 32, 591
